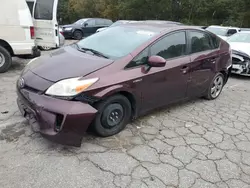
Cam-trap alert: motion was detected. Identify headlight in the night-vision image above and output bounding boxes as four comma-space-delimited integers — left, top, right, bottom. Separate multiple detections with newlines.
64, 27, 72, 31
46, 77, 99, 97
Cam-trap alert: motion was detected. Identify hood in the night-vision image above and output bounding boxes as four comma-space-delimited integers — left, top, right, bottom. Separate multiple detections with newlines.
27, 46, 113, 82
229, 42, 250, 56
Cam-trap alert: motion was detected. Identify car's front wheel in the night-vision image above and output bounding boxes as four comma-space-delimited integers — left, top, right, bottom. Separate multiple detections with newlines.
205, 73, 224, 100
92, 95, 132, 137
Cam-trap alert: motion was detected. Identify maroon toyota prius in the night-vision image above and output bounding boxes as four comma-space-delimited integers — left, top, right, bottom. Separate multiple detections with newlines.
16, 23, 232, 146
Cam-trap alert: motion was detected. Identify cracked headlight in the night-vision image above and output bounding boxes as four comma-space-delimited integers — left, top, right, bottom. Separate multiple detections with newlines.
46, 77, 99, 97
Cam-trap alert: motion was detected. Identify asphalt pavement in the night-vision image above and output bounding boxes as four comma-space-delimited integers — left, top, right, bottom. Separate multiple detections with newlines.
0, 42, 250, 188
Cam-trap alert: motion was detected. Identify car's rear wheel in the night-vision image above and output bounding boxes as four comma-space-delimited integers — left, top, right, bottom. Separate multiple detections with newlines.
205, 73, 224, 100
73, 30, 83, 40
92, 95, 132, 137
0, 46, 12, 73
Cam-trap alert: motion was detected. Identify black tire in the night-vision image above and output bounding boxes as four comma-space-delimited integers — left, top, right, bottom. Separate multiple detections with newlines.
0, 46, 12, 73
73, 30, 83, 40
92, 95, 132, 137
205, 73, 224, 100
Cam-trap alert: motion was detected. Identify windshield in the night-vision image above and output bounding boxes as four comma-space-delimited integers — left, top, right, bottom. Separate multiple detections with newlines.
74, 19, 88, 25
77, 26, 159, 59
227, 33, 250, 43
206, 27, 227, 36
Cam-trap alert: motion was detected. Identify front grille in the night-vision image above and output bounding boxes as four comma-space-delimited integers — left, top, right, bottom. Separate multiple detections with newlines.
23, 85, 41, 94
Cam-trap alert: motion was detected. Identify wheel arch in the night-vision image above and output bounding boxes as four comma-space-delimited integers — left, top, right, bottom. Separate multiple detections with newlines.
0, 39, 14, 56
93, 86, 139, 119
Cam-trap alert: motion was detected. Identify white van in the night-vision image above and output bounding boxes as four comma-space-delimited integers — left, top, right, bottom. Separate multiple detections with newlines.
0, 0, 60, 73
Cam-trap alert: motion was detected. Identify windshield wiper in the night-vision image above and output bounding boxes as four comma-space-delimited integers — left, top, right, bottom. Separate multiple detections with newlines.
81, 47, 109, 59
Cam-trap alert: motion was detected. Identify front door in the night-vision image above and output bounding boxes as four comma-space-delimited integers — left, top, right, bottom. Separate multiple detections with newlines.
127, 31, 191, 114
82, 19, 96, 36
33, 0, 59, 48
187, 30, 219, 97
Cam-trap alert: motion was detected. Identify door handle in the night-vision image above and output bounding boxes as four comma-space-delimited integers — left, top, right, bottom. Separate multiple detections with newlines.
181, 66, 189, 74
208, 57, 219, 63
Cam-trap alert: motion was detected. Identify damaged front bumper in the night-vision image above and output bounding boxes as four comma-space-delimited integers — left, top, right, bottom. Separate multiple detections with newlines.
231, 50, 250, 76
16, 87, 98, 147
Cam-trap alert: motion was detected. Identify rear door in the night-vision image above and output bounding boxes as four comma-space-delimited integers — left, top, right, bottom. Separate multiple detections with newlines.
33, 0, 59, 48
187, 30, 219, 97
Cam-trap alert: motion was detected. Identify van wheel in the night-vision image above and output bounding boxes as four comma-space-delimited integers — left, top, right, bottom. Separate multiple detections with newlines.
0, 46, 12, 73
73, 30, 83, 40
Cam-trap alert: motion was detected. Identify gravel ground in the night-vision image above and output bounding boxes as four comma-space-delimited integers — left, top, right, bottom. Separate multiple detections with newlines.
0, 41, 250, 188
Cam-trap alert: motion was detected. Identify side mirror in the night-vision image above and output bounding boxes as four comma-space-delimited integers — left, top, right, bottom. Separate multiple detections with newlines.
148, 55, 166, 67
84, 23, 88, 27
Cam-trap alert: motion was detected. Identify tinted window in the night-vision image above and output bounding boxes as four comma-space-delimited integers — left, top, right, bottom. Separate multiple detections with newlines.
189, 31, 213, 53
227, 29, 237, 36
210, 34, 220, 49
34, 0, 54, 20
126, 48, 149, 68
151, 32, 186, 59
77, 26, 159, 59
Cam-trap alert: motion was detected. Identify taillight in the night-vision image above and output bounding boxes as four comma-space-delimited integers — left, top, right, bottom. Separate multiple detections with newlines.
60, 31, 64, 36
30, 26, 35, 39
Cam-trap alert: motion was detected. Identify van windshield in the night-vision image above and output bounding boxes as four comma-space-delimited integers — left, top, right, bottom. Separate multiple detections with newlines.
34, 0, 54, 20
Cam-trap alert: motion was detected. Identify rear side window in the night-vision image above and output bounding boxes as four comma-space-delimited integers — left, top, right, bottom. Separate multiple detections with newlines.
34, 0, 54, 20
189, 31, 213, 53
210, 34, 220, 49
151, 31, 187, 59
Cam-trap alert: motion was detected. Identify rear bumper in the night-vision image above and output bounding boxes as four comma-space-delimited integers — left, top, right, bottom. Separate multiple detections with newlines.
62, 30, 73, 39
16, 87, 97, 147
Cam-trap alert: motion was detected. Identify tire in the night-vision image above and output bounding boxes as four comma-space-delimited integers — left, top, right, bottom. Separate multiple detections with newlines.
73, 30, 83, 40
0, 46, 12, 73
205, 73, 224, 100
92, 95, 132, 137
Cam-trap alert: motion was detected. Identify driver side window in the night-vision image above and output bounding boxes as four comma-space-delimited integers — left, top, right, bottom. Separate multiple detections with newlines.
85, 20, 95, 27
125, 48, 149, 69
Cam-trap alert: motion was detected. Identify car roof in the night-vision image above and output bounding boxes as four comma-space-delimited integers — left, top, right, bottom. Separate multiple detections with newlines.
207, 25, 240, 29
121, 23, 204, 33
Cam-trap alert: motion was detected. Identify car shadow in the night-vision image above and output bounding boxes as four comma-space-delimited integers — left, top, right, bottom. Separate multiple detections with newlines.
230, 74, 250, 80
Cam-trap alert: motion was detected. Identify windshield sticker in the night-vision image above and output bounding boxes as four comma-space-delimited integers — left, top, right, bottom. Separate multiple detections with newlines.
136, 30, 155, 36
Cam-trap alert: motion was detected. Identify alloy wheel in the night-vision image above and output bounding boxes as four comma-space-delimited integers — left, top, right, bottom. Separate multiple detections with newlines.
211, 75, 223, 98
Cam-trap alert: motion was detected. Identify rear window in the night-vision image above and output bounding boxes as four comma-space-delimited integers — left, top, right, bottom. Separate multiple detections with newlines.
34, 0, 54, 20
